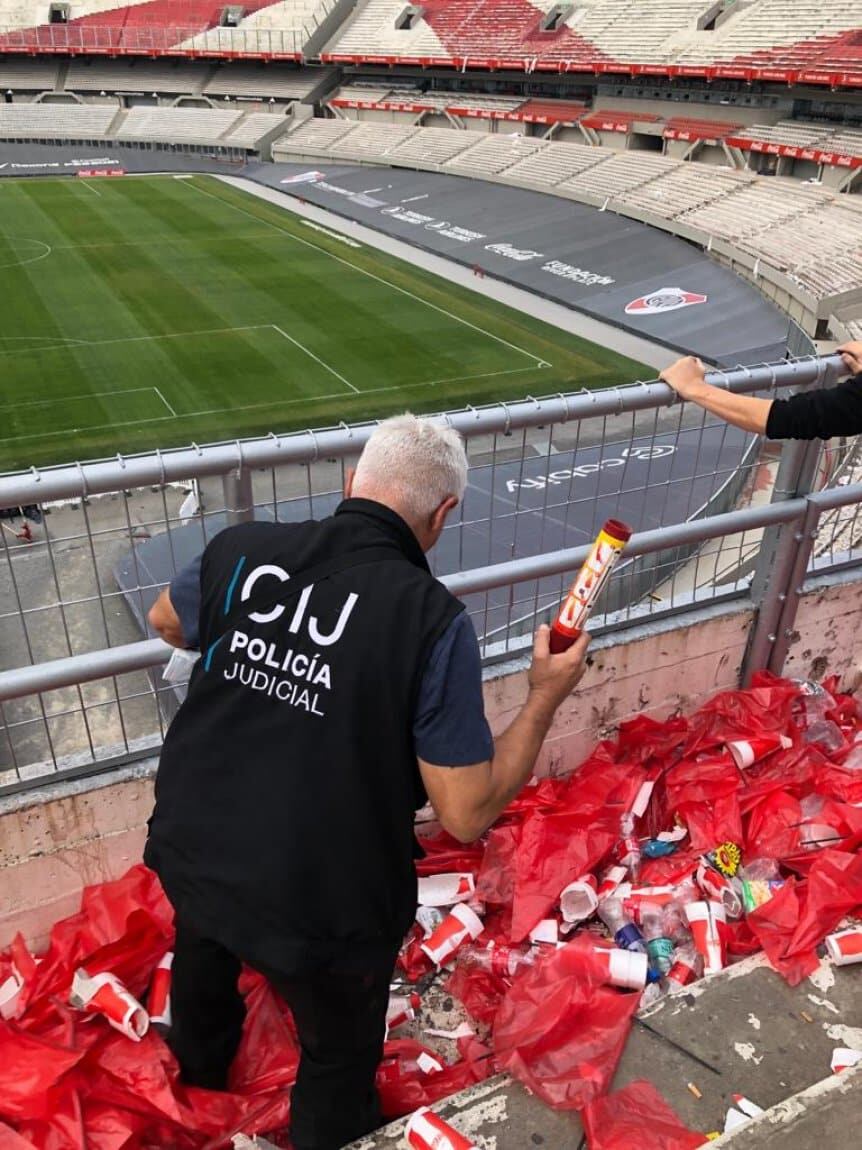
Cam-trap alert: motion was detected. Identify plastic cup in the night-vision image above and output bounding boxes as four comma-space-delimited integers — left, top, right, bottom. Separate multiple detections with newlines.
420, 903, 484, 966
405, 1106, 478, 1150
560, 873, 599, 924
825, 927, 862, 966
726, 733, 791, 769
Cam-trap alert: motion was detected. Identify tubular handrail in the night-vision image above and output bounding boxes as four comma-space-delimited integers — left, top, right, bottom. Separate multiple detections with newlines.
7, 481, 862, 704
0, 355, 845, 507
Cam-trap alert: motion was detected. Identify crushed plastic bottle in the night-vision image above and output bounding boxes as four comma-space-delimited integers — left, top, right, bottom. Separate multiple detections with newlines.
641, 910, 674, 976
459, 941, 538, 979
664, 943, 702, 994
597, 896, 648, 954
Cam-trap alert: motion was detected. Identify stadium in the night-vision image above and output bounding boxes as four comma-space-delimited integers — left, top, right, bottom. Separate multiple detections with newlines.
0, 2, 861, 1148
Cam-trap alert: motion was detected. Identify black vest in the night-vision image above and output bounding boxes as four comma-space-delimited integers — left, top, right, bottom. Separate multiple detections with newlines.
145, 499, 463, 974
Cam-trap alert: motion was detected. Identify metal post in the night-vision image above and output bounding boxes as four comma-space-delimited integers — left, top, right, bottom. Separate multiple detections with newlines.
766, 497, 823, 677
222, 467, 254, 526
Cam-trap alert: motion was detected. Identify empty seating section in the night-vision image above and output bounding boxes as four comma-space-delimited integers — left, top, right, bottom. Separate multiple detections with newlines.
204, 64, 327, 98
175, 1, 325, 57
0, 101, 116, 136
516, 99, 586, 124
735, 203, 862, 297
117, 104, 241, 141
66, 60, 205, 92
0, 56, 57, 87
679, 181, 829, 240
219, 111, 291, 147
561, 151, 678, 199
732, 120, 862, 159
277, 115, 360, 152
387, 126, 484, 165
321, 0, 862, 84
332, 121, 419, 160
675, 0, 862, 68
623, 164, 751, 219
663, 117, 741, 140
503, 140, 606, 186
828, 131, 862, 158
446, 133, 547, 177
0, 1, 329, 56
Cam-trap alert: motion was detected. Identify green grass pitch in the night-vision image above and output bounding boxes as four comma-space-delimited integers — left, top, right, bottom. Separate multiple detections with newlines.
0, 174, 652, 472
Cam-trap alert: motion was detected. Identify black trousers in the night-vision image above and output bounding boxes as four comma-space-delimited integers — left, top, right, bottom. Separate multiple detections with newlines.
168, 921, 398, 1150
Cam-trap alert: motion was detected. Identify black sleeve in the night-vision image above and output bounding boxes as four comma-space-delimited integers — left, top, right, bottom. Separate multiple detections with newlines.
766, 375, 862, 441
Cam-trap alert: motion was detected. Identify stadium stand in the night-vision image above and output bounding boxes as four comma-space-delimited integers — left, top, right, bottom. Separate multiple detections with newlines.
622, 163, 753, 219
662, 117, 742, 142
116, 104, 242, 142
679, 180, 833, 240
65, 59, 207, 93
0, 56, 57, 89
0, 101, 118, 137
560, 150, 679, 198
501, 139, 607, 187
328, 119, 418, 159
445, 132, 548, 177
204, 63, 328, 99
0, 0, 331, 57
280, 114, 361, 151
218, 110, 292, 148
386, 125, 483, 165
321, 0, 862, 88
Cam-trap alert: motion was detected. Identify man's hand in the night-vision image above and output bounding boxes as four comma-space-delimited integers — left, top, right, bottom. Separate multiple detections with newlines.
527, 626, 591, 712
660, 356, 708, 401
838, 342, 862, 378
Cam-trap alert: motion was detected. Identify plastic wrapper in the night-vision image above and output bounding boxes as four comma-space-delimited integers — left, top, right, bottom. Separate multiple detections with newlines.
581, 1080, 705, 1150
493, 942, 639, 1110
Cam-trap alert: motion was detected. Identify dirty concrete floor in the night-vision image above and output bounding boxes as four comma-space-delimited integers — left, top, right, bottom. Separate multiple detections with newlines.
343, 953, 862, 1149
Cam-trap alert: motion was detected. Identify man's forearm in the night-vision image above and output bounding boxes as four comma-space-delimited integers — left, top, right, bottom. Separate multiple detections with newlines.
683, 383, 773, 434
469, 688, 560, 834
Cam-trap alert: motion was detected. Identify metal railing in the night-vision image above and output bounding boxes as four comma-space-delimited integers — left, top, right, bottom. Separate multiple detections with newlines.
0, 353, 855, 791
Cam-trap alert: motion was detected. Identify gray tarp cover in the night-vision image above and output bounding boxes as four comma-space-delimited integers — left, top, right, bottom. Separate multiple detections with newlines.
248, 160, 792, 367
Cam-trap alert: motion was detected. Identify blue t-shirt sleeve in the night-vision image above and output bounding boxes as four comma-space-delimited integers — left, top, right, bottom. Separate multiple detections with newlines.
168, 554, 203, 649
413, 612, 494, 767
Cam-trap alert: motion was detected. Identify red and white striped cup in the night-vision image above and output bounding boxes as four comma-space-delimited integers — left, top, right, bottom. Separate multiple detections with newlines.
597, 865, 628, 899
824, 927, 862, 966
147, 951, 173, 1029
385, 991, 421, 1036
684, 901, 727, 975
417, 873, 476, 908
405, 1107, 478, 1150
560, 873, 599, 924
70, 968, 149, 1041
726, 733, 792, 769
696, 862, 743, 920
420, 904, 484, 967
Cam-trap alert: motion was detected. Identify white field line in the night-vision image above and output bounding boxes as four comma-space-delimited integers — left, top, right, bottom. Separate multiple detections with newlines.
77, 179, 102, 198
0, 386, 156, 413
0, 365, 545, 444
153, 386, 177, 417
182, 179, 548, 369
271, 324, 357, 393
48, 232, 276, 253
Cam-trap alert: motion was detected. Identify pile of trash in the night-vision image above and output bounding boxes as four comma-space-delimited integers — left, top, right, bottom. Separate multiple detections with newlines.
1, 673, 862, 1149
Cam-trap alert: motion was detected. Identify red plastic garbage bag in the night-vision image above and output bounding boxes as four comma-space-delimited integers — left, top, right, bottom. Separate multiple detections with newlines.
376, 1039, 490, 1118
582, 1080, 705, 1150
749, 849, 862, 984
0, 1025, 85, 1122
445, 961, 506, 1025
476, 824, 520, 906
493, 943, 639, 1110
745, 791, 802, 861
664, 756, 743, 853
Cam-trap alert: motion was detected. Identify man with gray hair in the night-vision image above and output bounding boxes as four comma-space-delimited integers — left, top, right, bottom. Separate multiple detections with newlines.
146, 414, 590, 1150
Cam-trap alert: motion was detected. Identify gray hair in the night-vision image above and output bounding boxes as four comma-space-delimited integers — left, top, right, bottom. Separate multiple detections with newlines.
353, 414, 468, 520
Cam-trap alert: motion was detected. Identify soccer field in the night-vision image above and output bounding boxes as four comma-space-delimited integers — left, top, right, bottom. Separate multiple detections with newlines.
0, 174, 651, 472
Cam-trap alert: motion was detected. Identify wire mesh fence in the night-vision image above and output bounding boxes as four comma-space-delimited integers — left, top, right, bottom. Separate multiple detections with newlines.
0, 355, 853, 789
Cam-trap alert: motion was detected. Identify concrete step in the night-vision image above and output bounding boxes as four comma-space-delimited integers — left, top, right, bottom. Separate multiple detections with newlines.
341, 953, 861, 1149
